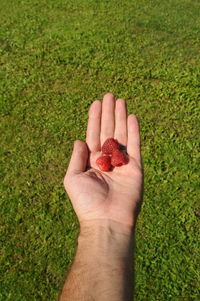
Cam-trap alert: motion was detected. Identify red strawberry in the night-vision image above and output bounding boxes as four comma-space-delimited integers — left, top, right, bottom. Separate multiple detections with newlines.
102, 138, 119, 155
111, 149, 128, 167
96, 155, 112, 171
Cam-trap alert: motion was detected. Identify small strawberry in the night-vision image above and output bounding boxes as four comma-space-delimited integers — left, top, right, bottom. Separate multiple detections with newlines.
102, 138, 119, 155
96, 155, 112, 171
111, 149, 128, 167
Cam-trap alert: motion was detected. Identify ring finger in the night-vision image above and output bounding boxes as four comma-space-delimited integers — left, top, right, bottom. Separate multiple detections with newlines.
114, 98, 127, 146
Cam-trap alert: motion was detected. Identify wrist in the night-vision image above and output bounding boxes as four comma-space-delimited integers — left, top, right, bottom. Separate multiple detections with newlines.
78, 219, 134, 262
80, 218, 134, 236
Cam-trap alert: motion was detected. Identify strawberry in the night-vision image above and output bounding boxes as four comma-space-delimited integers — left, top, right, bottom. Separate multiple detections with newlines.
102, 138, 119, 155
111, 149, 128, 167
96, 155, 112, 171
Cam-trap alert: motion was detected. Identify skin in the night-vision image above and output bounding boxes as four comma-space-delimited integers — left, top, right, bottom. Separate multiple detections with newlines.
59, 93, 143, 301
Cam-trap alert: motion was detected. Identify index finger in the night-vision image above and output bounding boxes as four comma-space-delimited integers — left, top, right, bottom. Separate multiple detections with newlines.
86, 100, 102, 152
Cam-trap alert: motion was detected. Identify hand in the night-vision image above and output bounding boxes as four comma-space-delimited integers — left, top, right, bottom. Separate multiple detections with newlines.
64, 93, 143, 228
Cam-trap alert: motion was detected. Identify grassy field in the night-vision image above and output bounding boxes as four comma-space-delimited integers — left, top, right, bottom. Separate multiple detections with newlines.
0, 0, 199, 300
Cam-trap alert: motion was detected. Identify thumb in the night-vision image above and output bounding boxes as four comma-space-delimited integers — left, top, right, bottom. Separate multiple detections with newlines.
67, 140, 88, 175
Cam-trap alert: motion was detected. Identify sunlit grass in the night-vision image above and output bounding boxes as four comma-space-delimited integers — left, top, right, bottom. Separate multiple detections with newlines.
0, 0, 199, 299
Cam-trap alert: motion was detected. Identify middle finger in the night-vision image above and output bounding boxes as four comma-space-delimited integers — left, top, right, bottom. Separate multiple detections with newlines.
100, 93, 115, 145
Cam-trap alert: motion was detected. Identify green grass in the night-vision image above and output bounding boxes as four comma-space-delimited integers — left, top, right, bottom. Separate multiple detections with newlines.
0, 0, 199, 300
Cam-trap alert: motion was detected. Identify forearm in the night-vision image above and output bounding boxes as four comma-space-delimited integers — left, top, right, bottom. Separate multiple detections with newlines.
59, 219, 134, 301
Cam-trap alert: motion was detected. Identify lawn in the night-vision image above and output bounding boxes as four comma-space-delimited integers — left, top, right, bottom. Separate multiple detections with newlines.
0, 0, 199, 300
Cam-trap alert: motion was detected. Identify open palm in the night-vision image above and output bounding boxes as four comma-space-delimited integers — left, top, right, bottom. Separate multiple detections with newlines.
64, 93, 143, 227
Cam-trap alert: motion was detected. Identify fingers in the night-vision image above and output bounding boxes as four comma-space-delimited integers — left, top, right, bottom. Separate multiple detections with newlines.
67, 140, 88, 175
86, 100, 102, 152
86, 94, 140, 167
100, 93, 115, 145
127, 114, 141, 163
114, 99, 127, 146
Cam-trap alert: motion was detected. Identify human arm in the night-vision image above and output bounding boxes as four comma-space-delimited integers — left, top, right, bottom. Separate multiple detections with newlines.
59, 219, 134, 301
59, 93, 143, 301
